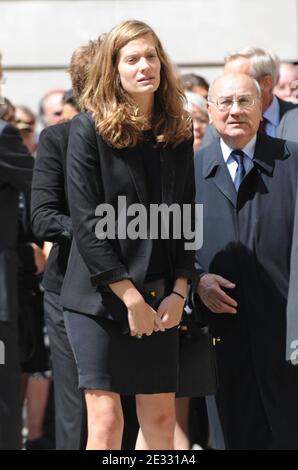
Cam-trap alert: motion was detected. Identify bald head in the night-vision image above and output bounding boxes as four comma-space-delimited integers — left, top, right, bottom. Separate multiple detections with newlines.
207, 73, 262, 149
208, 73, 261, 102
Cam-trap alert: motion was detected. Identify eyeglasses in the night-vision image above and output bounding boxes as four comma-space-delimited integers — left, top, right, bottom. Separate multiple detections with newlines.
209, 95, 258, 112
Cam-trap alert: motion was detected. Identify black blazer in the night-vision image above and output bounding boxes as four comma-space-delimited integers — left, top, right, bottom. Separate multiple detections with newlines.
61, 112, 196, 318
195, 133, 298, 446
31, 121, 72, 294
0, 120, 34, 321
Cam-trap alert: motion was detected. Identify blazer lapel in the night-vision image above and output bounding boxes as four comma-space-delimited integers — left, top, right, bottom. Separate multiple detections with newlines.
203, 140, 237, 208
122, 142, 177, 207
122, 145, 149, 207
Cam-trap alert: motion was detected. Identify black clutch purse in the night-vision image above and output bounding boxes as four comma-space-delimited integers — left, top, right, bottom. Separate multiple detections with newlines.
120, 278, 171, 335
176, 287, 218, 398
142, 278, 171, 309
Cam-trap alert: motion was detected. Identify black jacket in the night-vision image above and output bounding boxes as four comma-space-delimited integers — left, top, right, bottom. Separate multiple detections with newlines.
0, 120, 34, 321
31, 121, 71, 293
61, 112, 196, 318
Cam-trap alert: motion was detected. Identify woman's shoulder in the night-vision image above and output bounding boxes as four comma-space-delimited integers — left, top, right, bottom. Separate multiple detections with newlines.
70, 111, 94, 128
175, 135, 194, 156
69, 112, 100, 140
69, 112, 112, 152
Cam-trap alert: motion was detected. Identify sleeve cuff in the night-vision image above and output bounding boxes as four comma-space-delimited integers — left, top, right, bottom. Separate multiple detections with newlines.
174, 268, 197, 283
90, 267, 132, 287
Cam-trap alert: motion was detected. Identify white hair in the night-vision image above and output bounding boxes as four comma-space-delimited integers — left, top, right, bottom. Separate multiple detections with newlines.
184, 91, 208, 116
225, 47, 280, 86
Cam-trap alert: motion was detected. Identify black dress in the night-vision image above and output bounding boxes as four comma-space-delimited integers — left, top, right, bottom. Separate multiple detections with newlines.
64, 132, 179, 394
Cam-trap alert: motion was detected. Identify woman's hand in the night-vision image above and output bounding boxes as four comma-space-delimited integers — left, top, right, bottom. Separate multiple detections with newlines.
127, 297, 164, 337
109, 279, 164, 337
157, 293, 185, 329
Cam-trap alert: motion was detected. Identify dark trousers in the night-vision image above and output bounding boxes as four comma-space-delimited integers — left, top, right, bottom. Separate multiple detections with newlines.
44, 290, 86, 450
0, 320, 21, 449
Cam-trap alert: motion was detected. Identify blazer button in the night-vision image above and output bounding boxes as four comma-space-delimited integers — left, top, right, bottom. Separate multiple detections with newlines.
213, 337, 221, 346
150, 290, 156, 298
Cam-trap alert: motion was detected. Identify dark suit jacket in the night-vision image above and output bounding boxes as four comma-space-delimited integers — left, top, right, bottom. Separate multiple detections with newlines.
278, 107, 298, 142
195, 133, 298, 449
283, 107, 298, 360
201, 96, 298, 149
0, 120, 34, 322
31, 121, 72, 294
61, 112, 196, 319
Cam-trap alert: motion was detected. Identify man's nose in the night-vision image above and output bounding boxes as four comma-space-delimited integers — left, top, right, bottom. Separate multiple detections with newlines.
230, 100, 241, 112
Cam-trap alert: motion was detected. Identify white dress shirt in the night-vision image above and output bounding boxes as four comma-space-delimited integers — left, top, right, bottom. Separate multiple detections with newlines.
263, 95, 280, 137
220, 136, 256, 183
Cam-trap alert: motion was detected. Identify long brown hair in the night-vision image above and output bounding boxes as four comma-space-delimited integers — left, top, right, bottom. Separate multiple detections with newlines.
81, 20, 192, 148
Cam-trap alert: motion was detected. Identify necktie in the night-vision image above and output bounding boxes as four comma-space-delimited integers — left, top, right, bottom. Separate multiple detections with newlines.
231, 149, 246, 191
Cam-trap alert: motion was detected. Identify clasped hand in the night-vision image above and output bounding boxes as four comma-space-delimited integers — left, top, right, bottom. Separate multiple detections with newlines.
127, 293, 185, 337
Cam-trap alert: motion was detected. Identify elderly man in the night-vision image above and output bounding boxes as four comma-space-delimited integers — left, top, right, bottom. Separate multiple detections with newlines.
201, 47, 298, 149
195, 73, 298, 449
39, 89, 64, 128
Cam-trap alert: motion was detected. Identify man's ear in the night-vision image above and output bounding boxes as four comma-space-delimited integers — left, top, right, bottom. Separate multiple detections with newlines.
259, 74, 273, 93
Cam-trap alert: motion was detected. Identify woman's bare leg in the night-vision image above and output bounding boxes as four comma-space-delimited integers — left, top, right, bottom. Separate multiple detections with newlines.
174, 397, 190, 450
84, 390, 123, 450
135, 393, 176, 450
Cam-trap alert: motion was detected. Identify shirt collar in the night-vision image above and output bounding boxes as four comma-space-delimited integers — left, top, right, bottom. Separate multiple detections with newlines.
263, 95, 280, 127
220, 135, 257, 163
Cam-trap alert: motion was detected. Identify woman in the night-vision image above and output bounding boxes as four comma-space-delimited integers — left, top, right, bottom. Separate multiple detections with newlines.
185, 91, 208, 153
62, 20, 195, 450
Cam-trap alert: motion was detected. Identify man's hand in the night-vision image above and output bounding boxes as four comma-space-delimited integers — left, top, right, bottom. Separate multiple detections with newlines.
197, 273, 237, 314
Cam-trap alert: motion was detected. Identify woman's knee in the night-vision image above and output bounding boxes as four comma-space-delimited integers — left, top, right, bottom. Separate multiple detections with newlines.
86, 392, 124, 436
90, 404, 123, 432
141, 407, 176, 434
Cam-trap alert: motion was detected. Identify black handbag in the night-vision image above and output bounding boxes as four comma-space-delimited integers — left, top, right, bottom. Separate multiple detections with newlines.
176, 288, 218, 398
